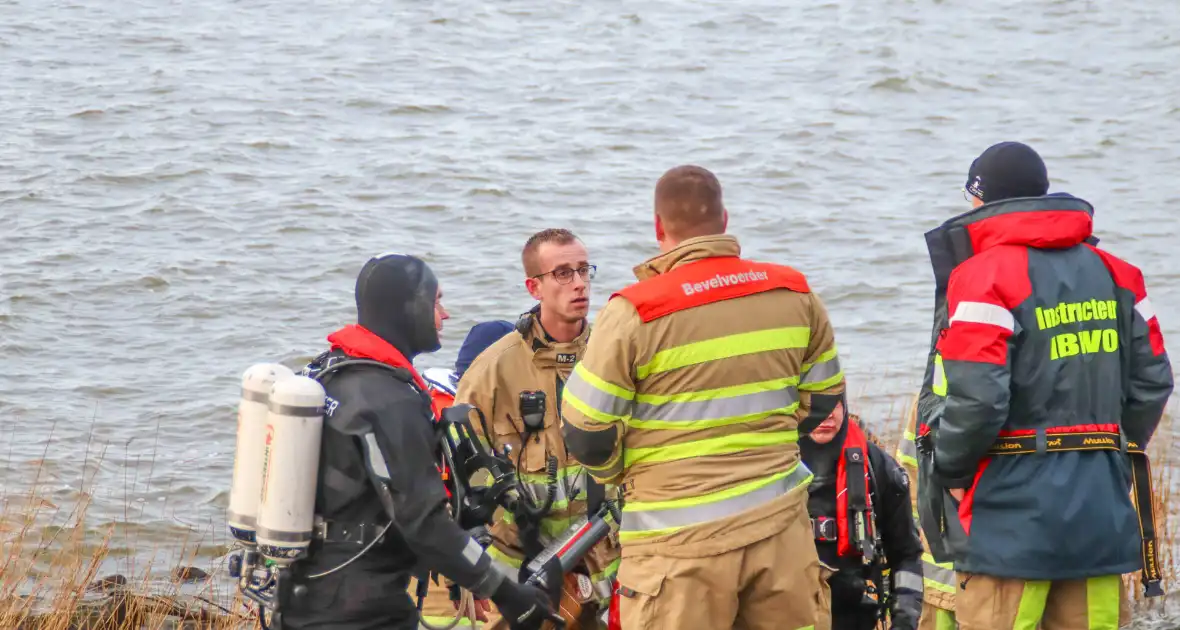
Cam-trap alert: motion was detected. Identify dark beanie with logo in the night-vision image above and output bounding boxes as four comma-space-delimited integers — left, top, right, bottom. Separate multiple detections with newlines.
965, 141, 1050, 203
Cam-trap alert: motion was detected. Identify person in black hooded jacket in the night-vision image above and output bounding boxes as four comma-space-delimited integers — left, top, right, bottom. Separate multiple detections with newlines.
801, 396, 923, 630
279, 253, 557, 630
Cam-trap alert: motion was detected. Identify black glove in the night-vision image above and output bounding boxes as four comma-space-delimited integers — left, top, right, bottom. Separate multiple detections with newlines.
489, 579, 557, 630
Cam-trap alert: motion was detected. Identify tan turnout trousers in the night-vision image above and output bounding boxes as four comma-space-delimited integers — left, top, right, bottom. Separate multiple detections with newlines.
615, 503, 830, 630
955, 573, 1131, 630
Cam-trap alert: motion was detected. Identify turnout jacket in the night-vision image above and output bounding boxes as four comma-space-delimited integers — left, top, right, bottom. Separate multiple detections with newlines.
917, 195, 1173, 579
560, 235, 845, 557
455, 316, 621, 599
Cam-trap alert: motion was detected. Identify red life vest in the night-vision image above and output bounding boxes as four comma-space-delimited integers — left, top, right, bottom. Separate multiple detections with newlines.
325, 323, 453, 497
836, 420, 875, 558
612, 256, 811, 321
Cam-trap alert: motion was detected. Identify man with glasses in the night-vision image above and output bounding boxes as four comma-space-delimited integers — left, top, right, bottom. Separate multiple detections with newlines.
455, 228, 621, 629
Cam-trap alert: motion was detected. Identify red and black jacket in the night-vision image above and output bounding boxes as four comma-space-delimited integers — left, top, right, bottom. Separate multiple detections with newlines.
917, 195, 1173, 580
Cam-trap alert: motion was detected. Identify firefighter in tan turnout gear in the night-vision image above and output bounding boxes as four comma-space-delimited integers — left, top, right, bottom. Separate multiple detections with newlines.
560, 165, 844, 630
456, 228, 622, 628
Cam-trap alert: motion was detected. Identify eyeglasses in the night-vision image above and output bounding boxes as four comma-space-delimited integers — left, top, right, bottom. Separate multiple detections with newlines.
534, 264, 597, 285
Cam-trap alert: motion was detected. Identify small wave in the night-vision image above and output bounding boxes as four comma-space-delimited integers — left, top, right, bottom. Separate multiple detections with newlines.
138, 276, 170, 290
345, 98, 386, 109
69, 109, 106, 119
870, 77, 917, 93
385, 104, 453, 115
465, 187, 512, 198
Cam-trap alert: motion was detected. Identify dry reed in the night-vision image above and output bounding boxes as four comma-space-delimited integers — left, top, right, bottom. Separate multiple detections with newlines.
0, 422, 254, 630
3, 392, 1176, 628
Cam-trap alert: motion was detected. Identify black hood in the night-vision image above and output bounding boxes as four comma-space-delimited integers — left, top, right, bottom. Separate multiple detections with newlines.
355, 254, 440, 359
800, 400, 851, 476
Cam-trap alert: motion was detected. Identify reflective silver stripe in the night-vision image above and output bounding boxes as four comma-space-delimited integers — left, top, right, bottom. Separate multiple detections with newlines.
256, 526, 312, 543
894, 569, 923, 592
950, 301, 1014, 331
241, 388, 270, 403
801, 356, 842, 386
622, 462, 812, 532
923, 557, 957, 594
1136, 297, 1156, 322
632, 387, 798, 422
521, 471, 585, 506
268, 402, 324, 417
363, 433, 391, 479
565, 369, 633, 418
461, 538, 485, 566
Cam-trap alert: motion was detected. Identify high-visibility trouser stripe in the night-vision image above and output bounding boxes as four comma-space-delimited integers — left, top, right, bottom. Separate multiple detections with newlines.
620, 461, 812, 538
1014, 580, 1050, 630
932, 354, 947, 397
636, 326, 811, 380
1086, 575, 1121, 629
629, 378, 800, 428
624, 430, 799, 468
922, 553, 956, 594
563, 363, 635, 424
799, 347, 843, 392
934, 609, 956, 630
896, 430, 918, 467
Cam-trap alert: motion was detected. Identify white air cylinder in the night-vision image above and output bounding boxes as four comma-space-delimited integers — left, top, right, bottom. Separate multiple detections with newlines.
256, 374, 326, 565
228, 363, 294, 546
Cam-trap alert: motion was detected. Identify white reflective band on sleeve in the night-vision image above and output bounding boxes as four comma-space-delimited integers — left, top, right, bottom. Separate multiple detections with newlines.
894, 569, 923, 592
462, 538, 485, 566
363, 433, 391, 479
950, 301, 1015, 331
1136, 297, 1156, 322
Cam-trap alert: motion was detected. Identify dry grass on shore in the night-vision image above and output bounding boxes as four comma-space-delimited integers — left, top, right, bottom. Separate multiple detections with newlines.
1, 432, 253, 630
2, 401, 1178, 628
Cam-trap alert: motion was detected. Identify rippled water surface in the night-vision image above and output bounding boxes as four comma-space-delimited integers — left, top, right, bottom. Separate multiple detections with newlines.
2, 0, 1179, 615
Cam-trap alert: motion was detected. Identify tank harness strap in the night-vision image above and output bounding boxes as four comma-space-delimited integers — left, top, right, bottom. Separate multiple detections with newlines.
987, 430, 1163, 597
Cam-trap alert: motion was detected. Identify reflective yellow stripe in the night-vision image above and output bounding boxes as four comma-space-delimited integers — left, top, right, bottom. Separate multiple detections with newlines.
591, 556, 621, 584
1014, 580, 1050, 630
935, 609, 957, 630
420, 615, 477, 629
799, 346, 843, 391
586, 448, 624, 480
624, 430, 798, 468
921, 553, 956, 594
1086, 575, 1120, 629
487, 544, 523, 568
636, 326, 811, 380
932, 354, 947, 397
629, 377, 800, 430
896, 430, 918, 467
619, 462, 812, 541
563, 363, 635, 424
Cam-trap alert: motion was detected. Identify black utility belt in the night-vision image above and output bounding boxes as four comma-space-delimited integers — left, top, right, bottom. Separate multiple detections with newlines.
986, 429, 1163, 598
319, 521, 390, 546
987, 430, 1142, 456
